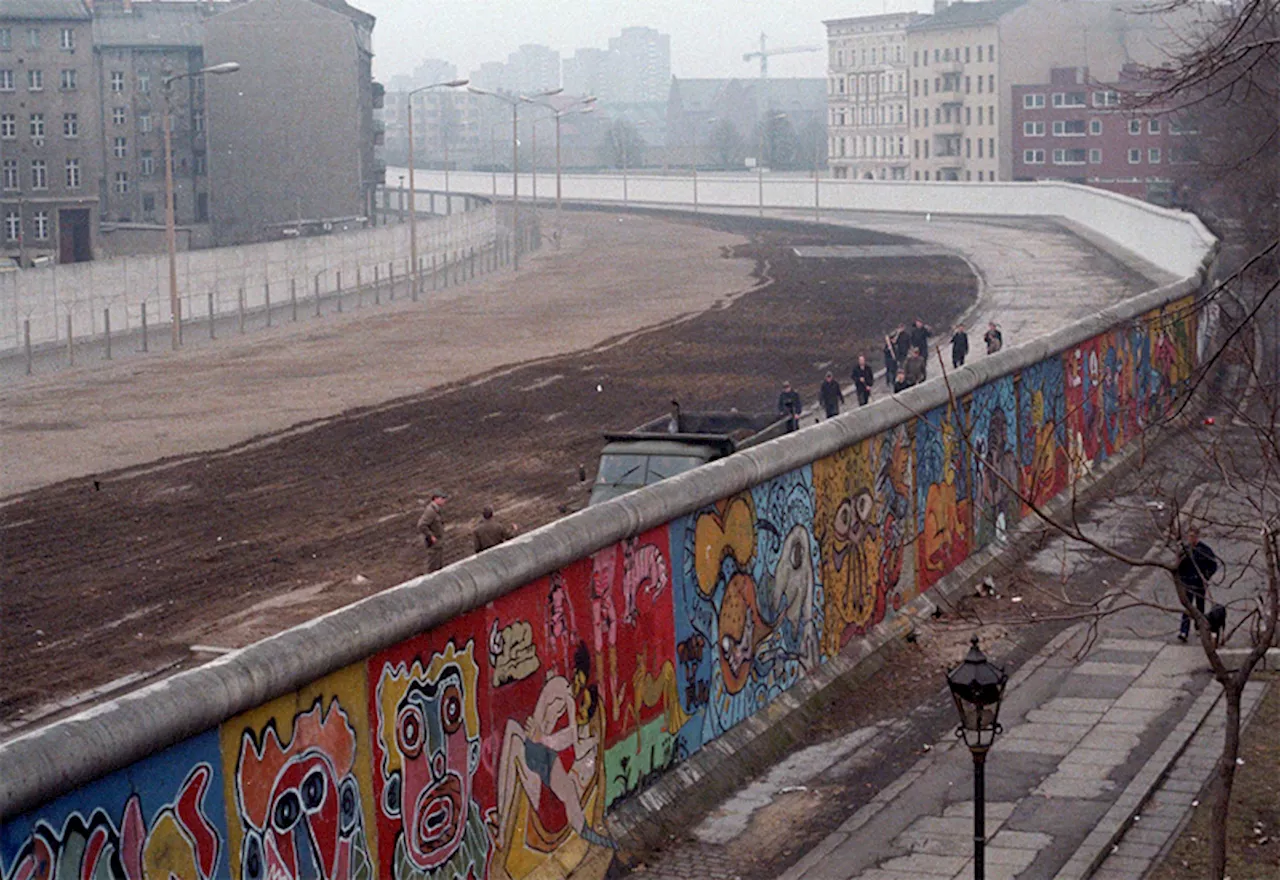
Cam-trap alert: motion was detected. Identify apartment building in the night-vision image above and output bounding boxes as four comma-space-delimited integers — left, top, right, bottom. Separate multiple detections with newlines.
1011, 66, 1193, 203
606, 26, 670, 104
824, 11, 920, 180
1, 0, 100, 265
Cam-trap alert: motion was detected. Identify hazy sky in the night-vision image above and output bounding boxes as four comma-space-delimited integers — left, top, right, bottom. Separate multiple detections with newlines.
357, 0, 935, 83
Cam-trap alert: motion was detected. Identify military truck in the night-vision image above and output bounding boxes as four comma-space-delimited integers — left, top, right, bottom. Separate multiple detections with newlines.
587, 405, 792, 506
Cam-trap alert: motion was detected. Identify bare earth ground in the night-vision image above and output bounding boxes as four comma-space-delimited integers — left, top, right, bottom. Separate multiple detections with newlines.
0, 210, 976, 725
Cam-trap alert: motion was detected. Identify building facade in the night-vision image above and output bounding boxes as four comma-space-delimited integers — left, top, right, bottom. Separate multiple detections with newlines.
606, 26, 670, 104
824, 12, 919, 180
203, 0, 381, 244
1, 0, 100, 265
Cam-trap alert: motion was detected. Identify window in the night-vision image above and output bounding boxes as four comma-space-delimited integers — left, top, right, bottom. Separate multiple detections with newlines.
194, 110, 204, 133
1089, 119, 1102, 135
0, 28, 10, 50
1128, 147, 1141, 163
2, 159, 17, 190
60, 69, 76, 90
1024, 120, 1045, 136
143, 194, 156, 213
988, 74, 994, 92
62, 113, 78, 137
965, 46, 971, 63
978, 138, 983, 158
1053, 148, 1087, 164
913, 50, 919, 67
966, 106, 971, 124
1, 114, 15, 139
139, 112, 152, 133
31, 159, 47, 190
60, 28, 74, 50
138, 72, 150, 93
109, 136, 125, 159
989, 138, 994, 159
141, 151, 154, 176
27, 69, 43, 91
1053, 120, 1087, 136
1148, 118, 1161, 134
1023, 93, 1044, 108
4, 211, 19, 241
1128, 119, 1142, 135
112, 107, 126, 126
1092, 90, 1119, 107
111, 70, 124, 92
989, 44, 995, 61
27, 28, 39, 48
65, 157, 80, 188
977, 45, 983, 62
114, 171, 129, 193
33, 210, 48, 240
1052, 91, 1086, 107
1089, 148, 1101, 163
1023, 149, 1045, 164
0, 69, 11, 91
29, 113, 44, 138
977, 106, 984, 125
1169, 114, 1198, 135
1148, 147, 1161, 163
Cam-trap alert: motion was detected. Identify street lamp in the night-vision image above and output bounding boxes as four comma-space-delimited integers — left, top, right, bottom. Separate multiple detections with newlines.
757, 111, 786, 218
694, 116, 718, 213
468, 85, 562, 270
524, 96, 596, 247
163, 61, 239, 350
946, 637, 1008, 880
406, 78, 468, 298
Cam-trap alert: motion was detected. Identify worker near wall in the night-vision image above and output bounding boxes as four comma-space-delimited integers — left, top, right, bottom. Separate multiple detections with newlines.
417, 490, 449, 572
819, 372, 844, 419
474, 506, 519, 553
777, 381, 803, 431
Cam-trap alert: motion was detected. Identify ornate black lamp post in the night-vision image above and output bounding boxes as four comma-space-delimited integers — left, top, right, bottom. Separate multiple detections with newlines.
947, 637, 1008, 880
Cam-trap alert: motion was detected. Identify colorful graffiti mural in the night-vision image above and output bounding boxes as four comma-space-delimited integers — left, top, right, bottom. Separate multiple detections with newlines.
2, 296, 1204, 880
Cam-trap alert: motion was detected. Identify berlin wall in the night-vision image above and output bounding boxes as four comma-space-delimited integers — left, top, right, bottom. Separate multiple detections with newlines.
0, 180, 1216, 880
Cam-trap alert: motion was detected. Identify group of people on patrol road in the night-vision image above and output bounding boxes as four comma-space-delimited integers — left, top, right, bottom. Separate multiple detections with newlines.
417, 490, 519, 573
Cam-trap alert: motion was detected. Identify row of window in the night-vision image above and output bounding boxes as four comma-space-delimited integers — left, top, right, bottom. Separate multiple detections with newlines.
913, 104, 997, 128
831, 44, 905, 70
0, 27, 76, 51
831, 104, 907, 127
913, 73, 995, 98
1021, 147, 1179, 165
4, 210, 52, 242
1, 111, 160, 138
912, 170, 994, 181
1021, 118, 1177, 137
913, 44, 995, 67
1022, 90, 1122, 109
830, 135, 908, 159
832, 72, 907, 96
912, 137, 997, 160
0, 68, 79, 91
1, 153, 181, 191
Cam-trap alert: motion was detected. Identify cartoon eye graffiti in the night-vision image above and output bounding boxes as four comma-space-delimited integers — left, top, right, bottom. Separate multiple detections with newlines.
339, 777, 359, 836
834, 499, 852, 540
272, 789, 302, 833
441, 683, 463, 734
242, 830, 265, 880
397, 705, 424, 757
301, 768, 326, 813
789, 538, 804, 570
722, 635, 732, 656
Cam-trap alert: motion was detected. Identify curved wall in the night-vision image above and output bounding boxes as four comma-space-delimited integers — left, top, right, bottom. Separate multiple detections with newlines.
0, 185, 1214, 880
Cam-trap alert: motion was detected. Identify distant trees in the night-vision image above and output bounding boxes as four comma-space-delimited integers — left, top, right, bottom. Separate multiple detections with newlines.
598, 119, 646, 169
708, 119, 745, 169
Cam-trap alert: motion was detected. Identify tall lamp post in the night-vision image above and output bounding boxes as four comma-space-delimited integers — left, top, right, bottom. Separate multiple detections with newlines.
757, 111, 786, 218
947, 637, 1008, 880
468, 86, 562, 271
163, 61, 239, 350
693, 116, 718, 213
406, 78, 468, 298
524, 96, 596, 247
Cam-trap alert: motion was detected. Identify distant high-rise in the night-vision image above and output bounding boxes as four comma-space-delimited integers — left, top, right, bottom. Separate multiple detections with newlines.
468, 61, 506, 92
606, 26, 670, 104
505, 43, 559, 94
563, 47, 610, 98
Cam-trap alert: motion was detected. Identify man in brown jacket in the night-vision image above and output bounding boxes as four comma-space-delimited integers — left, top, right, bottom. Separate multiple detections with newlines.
417, 490, 448, 572
474, 506, 518, 553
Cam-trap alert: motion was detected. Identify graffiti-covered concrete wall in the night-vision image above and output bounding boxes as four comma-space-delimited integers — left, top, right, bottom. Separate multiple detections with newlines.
0, 196, 1212, 880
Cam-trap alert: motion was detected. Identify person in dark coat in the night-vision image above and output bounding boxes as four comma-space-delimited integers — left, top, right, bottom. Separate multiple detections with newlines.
891, 325, 911, 363
417, 490, 449, 572
893, 368, 910, 393
951, 324, 970, 368
984, 321, 1004, 355
474, 506, 518, 553
903, 347, 926, 387
883, 336, 898, 389
1175, 526, 1219, 641
818, 372, 844, 419
777, 381, 803, 430
851, 355, 875, 406
909, 319, 933, 377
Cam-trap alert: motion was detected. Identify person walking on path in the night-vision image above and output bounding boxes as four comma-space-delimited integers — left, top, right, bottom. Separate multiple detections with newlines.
778, 381, 803, 431
903, 347, 926, 388
852, 356, 875, 407
883, 336, 898, 390
474, 505, 518, 553
891, 324, 911, 364
417, 490, 449, 573
819, 372, 844, 419
1175, 526, 1220, 641
984, 321, 1004, 355
950, 324, 970, 369
909, 319, 933, 377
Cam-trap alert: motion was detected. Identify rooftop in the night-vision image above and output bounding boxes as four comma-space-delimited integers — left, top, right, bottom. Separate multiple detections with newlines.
908, 0, 1029, 32
4, 0, 91, 21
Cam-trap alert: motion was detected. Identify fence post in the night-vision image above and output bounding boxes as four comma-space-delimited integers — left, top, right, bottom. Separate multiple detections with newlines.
411, 258, 418, 302
24, 319, 32, 375
356, 267, 362, 308
66, 314, 74, 365
433, 255, 440, 291
141, 302, 148, 352
209, 292, 217, 339
389, 261, 396, 301
470, 247, 475, 280
104, 308, 112, 360
178, 300, 183, 347
336, 270, 343, 314
315, 275, 322, 316
374, 265, 380, 305
265, 281, 272, 327
238, 288, 246, 334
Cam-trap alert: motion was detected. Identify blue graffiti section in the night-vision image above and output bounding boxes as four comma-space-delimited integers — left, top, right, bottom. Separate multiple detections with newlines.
670, 468, 822, 756
970, 377, 1019, 551
1, 733, 228, 880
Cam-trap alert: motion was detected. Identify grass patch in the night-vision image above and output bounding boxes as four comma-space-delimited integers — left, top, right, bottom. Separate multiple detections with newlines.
1147, 672, 1280, 879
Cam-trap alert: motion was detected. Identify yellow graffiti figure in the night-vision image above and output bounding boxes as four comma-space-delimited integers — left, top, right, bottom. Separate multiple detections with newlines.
813, 441, 882, 656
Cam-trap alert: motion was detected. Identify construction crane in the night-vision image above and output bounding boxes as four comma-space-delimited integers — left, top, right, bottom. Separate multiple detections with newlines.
743, 32, 821, 80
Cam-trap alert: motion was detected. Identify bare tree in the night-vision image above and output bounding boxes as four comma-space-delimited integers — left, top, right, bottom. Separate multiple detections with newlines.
708, 119, 745, 170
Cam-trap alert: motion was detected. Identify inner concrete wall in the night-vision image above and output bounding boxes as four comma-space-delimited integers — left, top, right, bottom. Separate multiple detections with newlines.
0, 186, 1215, 880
